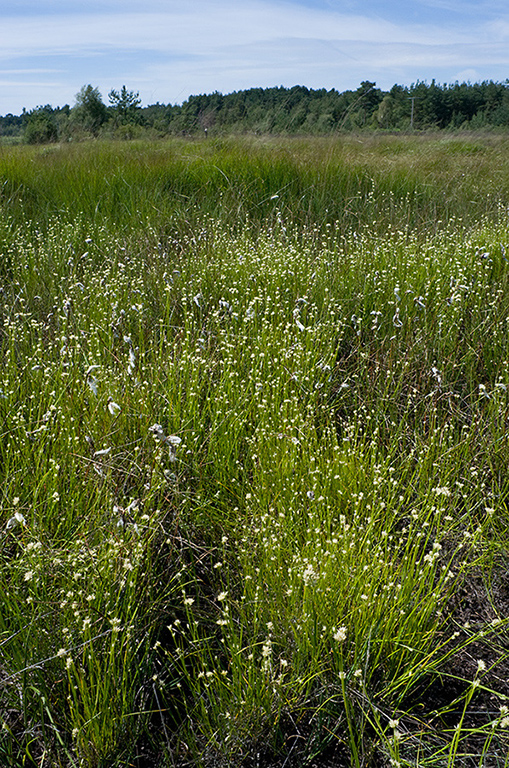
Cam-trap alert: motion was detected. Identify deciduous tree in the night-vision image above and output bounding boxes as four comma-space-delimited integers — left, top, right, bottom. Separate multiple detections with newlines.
72, 85, 108, 136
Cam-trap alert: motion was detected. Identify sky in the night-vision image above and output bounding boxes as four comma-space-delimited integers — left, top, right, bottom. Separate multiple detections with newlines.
1, 0, 509, 115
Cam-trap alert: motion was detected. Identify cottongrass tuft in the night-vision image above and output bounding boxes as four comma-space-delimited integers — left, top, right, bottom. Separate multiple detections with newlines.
107, 396, 121, 416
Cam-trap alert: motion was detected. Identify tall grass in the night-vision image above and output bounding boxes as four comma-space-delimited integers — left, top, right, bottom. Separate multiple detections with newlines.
2, 134, 509, 236
1, 135, 509, 766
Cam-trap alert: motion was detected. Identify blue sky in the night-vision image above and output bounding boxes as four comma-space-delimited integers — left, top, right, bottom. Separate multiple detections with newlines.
1, 0, 509, 115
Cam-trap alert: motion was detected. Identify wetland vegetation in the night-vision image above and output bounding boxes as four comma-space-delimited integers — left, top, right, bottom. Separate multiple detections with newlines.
1, 134, 509, 766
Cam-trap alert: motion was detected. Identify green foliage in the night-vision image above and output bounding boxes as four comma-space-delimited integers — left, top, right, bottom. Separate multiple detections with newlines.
0, 112, 23, 139
6, 78, 509, 144
2, 134, 509, 236
71, 84, 108, 137
108, 85, 142, 127
23, 105, 58, 144
1, 137, 509, 766
141, 79, 509, 135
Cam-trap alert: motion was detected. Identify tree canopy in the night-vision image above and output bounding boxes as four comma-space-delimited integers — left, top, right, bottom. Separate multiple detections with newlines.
72, 85, 108, 136
4, 79, 509, 143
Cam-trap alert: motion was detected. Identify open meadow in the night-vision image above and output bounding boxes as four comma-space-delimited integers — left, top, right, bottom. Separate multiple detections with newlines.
2, 133, 509, 767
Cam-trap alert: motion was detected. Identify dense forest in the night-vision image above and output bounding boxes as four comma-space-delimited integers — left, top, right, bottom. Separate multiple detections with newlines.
3, 79, 509, 142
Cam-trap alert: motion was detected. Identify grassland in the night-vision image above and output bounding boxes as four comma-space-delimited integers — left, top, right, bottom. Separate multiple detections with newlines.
1, 133, 509, 767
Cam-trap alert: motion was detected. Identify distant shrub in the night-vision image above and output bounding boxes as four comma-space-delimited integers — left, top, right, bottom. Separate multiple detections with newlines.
24, 107, 58, 144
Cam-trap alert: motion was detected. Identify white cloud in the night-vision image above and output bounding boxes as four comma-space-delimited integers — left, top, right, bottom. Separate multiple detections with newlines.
0, 68, 61, 74
1, 0, 509, 113
0, 2, 472, 61
142, 37, 509, 98
454, 68, 483, 82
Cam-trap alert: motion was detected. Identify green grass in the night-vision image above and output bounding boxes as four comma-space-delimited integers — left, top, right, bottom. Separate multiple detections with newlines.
2, 133, 509, 237
1, 134, 509, 767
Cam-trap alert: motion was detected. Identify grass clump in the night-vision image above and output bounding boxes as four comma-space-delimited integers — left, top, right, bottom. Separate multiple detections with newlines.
1, 135, 509, 767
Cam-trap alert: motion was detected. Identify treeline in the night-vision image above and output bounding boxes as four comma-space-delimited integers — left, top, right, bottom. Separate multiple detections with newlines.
3, 79, 509, 142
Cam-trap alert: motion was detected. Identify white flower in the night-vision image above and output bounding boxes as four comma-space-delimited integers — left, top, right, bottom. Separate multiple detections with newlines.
293, 307, 305, 332
127, 348, 136, 375
433, 486, 451, 497
93, 447, 111, 457
149, 424, 181, 460
149, 423, 166, 442
6, 511, 26, 530
333, 626, 347, 642
302, 563, 317, 585
107, 397, 121, 416
86, 365, 100, 396
87, 376, 98, 396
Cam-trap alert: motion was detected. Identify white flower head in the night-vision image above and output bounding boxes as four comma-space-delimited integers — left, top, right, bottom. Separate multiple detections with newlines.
149, 424, 181, 460
93, 447, 111, 458
149, 423, 166, 441
107, 397, 121, 416
333, 626, 347, 642
293, 307, 305, 332
127, 348, 136, 375
6, 511, 26, 530
87, 376, 98, 397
